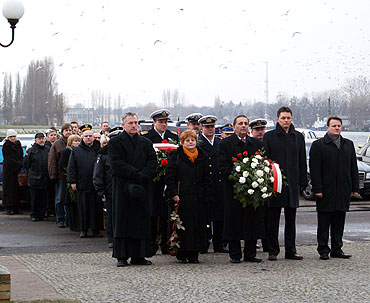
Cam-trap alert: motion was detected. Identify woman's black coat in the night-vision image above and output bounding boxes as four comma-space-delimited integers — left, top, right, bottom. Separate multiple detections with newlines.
108, 131, 157, 239
263, 123, 308, 208
309, 133, 359, 212
2, 140, 23, 208
218, 134, 265, 241
165, 146, 211, 252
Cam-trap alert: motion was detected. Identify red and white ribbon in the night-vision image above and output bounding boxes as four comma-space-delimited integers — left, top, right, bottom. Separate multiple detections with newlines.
272, 163, 282, 193
153, 143, 178, 152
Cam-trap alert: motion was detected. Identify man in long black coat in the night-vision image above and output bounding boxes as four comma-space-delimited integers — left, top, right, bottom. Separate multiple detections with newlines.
108, 112, 157, 267
141, 109, 179, 255
309, 116, 359, 260
68, 126, 103, 238
263, 107, 307, 261
198, 115, 228, 253
218, 115, 265, 263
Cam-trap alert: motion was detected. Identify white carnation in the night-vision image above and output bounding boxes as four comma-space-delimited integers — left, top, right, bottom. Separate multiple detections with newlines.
236, 166, 241, 172
239, 177, 246, 184
248, 189, 254, 195
252, 181, 258, 188
264, 167, 270, 173
257, 178, 264, 184
243, 171, 249, 178
252, 158, 259, 163
256, 170, 264, 177
268, 193, 272, 197
255, 155, 262, 160
262, 193, 269, 199
261, 187, 267, 193
270, 176, 275, 182
251, 162, 257, 168
264, 160, 270, 165
243, 158, 248, 163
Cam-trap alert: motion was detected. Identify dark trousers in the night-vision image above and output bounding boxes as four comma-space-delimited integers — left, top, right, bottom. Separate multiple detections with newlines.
106, 195, 113, 244
151, 216, 169, 254
317, 211, 346, 255
267, 207, 297, 256
77, 191, 103, 232
212, 220, 225, 251
176, 250, 199, 262
229, 240, 257, 260
46, 179, 56, 216
30, 188, 47, 219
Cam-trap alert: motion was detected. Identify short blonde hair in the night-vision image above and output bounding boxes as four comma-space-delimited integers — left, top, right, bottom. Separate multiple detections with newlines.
180, 129, 197, 144
100, 135, 109, 147
67, 134, 81, 148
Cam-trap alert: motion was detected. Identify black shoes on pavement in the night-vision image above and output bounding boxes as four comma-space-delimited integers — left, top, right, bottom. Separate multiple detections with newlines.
330, 252, 351, 259
244, 257, 262, 263
285, 253, 303, 260
130, 258, 152, 265
230, 259, 241, 264
320, 253, 329, 260
116, 259, 129, 267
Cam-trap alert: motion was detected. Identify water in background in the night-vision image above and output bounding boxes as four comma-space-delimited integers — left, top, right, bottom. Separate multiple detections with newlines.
316, 131, 370, 149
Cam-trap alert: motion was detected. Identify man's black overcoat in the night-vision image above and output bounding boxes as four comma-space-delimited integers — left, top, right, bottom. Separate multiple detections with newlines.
108, 131, 157, 239
263, 123, 308, 208
198, 135, 224, 221
23, 143, 50, 189
218, 133, 265, 241
309, 133, 359, 212
165, 146, 211, 251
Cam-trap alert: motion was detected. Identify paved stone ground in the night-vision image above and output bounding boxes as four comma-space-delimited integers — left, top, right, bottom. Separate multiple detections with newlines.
8, 242, 370, 303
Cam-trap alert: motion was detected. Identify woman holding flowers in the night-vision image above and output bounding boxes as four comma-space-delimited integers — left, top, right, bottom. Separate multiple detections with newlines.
218, 115, 266, 263
165, 129, 211, 263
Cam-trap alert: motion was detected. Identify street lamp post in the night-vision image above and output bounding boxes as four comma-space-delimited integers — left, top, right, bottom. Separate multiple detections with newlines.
1, 0, 24, 47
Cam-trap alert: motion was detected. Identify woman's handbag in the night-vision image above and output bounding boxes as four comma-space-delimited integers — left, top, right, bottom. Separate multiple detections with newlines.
17, 171, 28, 187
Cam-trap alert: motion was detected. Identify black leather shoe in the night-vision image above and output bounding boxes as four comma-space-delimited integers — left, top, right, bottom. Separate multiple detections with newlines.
130, 258, 152, 265
80, 231, 88, 238
188, 259, 199, 264
285, 254, 303, 260
230, 259, 241, 264
57, 222, 65, 228
178, 259, 187, 264
330, 253, 351, 259
92, 230, 103, 237
320, 253, 329, 260
268, 254, 277, 261
244, 257, 262, 263
116, 259, 129, 267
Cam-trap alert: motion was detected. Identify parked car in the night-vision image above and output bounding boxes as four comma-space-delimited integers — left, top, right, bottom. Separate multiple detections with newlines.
295, 128, 318, 141
356, 142, 370, 165
301, 137, 370, 200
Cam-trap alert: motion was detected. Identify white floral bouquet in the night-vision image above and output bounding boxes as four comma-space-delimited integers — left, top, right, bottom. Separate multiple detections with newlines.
229, 150, 283, 209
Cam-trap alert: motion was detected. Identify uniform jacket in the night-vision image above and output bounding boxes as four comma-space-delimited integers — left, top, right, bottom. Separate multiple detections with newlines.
108, 131, 157, 239
93, 145, 112, 197
218, 133, 265, 241
165, 146, 211, 251
67, 140, 100, 192
48, 137, 67, 180
309, 133, 359, 212
263, 123, 308, 208
198, 134, 224, 221
23, 143, 50, 189
141, 127, 179, 143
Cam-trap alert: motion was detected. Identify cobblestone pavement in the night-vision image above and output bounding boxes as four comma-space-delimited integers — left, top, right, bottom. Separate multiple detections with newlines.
12, 242, 370, 303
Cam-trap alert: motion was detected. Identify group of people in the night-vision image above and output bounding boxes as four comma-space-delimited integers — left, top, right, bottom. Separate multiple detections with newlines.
1, 106, 359, 267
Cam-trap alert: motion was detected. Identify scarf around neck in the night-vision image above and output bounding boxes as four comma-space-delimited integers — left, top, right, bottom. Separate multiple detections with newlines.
183, 146, 198, 163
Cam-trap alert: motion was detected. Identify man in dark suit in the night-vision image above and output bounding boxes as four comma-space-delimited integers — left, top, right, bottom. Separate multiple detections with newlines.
218, 115, 265, 263
108, 112, 157, 267
263, 107, 307, 261
198, 115, 228, 253
309, 116, 359, 260
141, 109, 179, 255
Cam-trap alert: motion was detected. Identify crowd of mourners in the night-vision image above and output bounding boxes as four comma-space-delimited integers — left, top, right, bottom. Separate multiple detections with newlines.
2, 106, 359, 267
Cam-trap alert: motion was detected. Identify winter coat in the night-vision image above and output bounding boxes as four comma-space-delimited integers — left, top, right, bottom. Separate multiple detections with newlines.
48, 137, 67, 180
141, 127, 179, 143
218, 133, 265, 241
263, 123, 308, 208
67, 140, 100, 192
93, 145, 112, 197
165, 146, 211, 251
108, 131, 157, 239
198, 134, 224, 221
309, 133, 359, 212
23, 143, 50, 189
2, 139, 23, 208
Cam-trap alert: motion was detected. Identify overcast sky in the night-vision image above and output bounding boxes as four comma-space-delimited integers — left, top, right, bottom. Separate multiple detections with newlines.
0, 0, 369, 108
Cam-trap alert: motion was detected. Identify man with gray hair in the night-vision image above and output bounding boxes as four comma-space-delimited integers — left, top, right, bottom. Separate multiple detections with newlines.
108, 112, 157, 267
